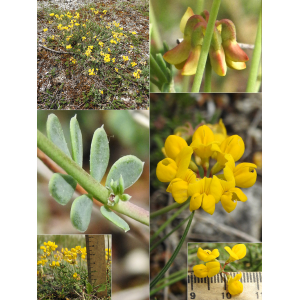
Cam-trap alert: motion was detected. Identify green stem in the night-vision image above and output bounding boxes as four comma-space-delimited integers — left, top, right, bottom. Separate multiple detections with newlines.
150, 271, 187, 296
150, 211, 195, 290
150, 0, 163, 50
37, 129, 149, 226
150, 202, 183, 219
150, 200, 190, 242
246, 4, 262, 92
150, 215, 190, 251
195, 0, 205, 15
204, 58, 212, 92
191, 0, 221, 92
156, 268, 187, 286
182, 75, 191, 92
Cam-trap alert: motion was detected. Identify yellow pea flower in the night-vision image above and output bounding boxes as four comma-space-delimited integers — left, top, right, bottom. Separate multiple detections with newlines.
166, 169, 197, 203
207, 119, 227, 143
228, 273, 243, 295
66, 45, 72, 49
190, 125, 220, 167
164, 135, 188, 160
233, 163, 257, 188
188, 177, 220, 214
197, 248, 219, 262
193, 261, 220, 278
49, 13, 54, 16
225, 244, 246, 262
73, 273, 78, 278
43, 28, 48, 32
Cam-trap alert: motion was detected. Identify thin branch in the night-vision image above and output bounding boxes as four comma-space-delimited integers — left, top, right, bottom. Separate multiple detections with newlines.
38, 44, 75, 55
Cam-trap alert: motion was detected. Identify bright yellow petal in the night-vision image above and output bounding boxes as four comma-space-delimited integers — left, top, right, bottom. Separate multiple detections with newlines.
163, 40, 191, 65
181, 46, 201, 75
171, 180, 189, 203
209, 176, 223, 203
193, 264, 208, 278
221, 193, 237, 213
156, 158, 177, 182
220, 135, 245, 162
226, 55, 246, 70
175, 146, 193, 178
202, 194, 215, 215
224, 246, 239, 260
231, 188, 247, 202
233, 163, 257, 188
206, 261, 220, 277
190, 193, 202, 211
232, 244, 246, 259
165, 135, 188, 160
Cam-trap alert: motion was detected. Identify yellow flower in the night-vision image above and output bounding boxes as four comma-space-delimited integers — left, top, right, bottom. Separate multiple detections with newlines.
207, 119, 227, 143
82, 36, 86, 41
112, 58, 115, 63
190, 125, 221, 167
197, 248, 219, 262
43, 28, 48, 32
100, 90, 103, 94
233, 163, 257, 188
193, 261, 220, 278
66, 45, 72, 49
228, 273, 243, 295
164, 135, 188, 160
123, 56, 129, 62
73, 273, 78, 278
156, 146, 193, 183
188, 177, 220, 214
115, 68, 118, 72
131, 62, 137, 67
88, 69, 95, 75
224, 244, 246, 262
49, 13, 54, 16
99, 41, 104, 47
131, 31, 137, 34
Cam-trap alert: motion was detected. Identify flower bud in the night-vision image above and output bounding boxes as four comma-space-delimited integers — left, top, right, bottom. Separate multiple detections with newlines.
233, 163, 257, 188
179, 7, 194, 33
156, 158, 177, 182
217, 19, 249, 62
165, 135, 188, 160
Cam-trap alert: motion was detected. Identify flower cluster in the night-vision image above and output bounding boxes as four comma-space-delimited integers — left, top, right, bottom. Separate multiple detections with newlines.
163, 7, 249, 76
193, 244, 246, 296
156, 120, 257, 214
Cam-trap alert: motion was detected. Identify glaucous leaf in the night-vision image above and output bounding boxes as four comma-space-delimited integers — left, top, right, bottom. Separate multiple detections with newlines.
100, 206, 130, 232
46, 114, 71, 157
105, 155, 144, 190
49, 173, 77, 205
70, 115, 83, 167
90, 126, 109, 182
70, 195, 93, 232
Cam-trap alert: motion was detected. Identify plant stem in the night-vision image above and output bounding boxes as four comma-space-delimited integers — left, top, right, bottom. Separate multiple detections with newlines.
150, 215, 190, 251
150, 200, 190, 242
182, 75, 191, 92
195, 0, 205, 15
204, 58, 212, 92
37, 129, 149, 226
150, 53, 168, 83
150, 0, 163, 50
150, 211, 194, 290
156, 268, 187, 286
246, 4, 262, 92
150, 271, 187, 296
150, 201, 183, 219
191, 0, 221, 92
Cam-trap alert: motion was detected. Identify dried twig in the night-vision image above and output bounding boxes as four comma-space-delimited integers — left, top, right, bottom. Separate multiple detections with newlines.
38, 44, 75, 55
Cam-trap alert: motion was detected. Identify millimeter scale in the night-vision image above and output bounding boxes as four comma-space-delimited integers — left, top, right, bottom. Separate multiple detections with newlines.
188, 271, 262, 300
85, 235, 107, 298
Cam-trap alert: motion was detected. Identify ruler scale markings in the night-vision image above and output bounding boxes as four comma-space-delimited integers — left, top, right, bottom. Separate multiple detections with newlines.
243, 272, 246, 283
250, 272, 253, 282
259, 272, 262, 282
194, 274, 196, 283
188, 274, 190, 284
214, 275, 216, 283
201, 277, 203, 283
256, 272, 259, 290
246, 272, 249, 283
197, 277, 199, 283
253, 272, 256, 282
207, 275, 210, 290
191, 275, 194, 291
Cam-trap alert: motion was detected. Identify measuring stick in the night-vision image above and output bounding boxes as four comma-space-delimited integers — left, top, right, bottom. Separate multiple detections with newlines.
85, 235, 107, 298
188, 271, 262, 300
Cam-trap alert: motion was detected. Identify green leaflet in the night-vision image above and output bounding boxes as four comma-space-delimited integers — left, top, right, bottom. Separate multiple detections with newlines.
100, 206, 130, 232
96, 284, 106, 292
70, 115, 83, 167
70, 195, 93, 232
105, 155, 144, 190
90, 126, 109, 182
46, 114, 71, 158
86, 282, 93, 294
48, 173, 77, 205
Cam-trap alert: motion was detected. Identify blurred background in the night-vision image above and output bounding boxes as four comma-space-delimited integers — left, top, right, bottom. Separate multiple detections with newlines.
150, 93, 262, 299
37, 111, 149, 299
188, 243, 262, 273
150, 0, 262, 92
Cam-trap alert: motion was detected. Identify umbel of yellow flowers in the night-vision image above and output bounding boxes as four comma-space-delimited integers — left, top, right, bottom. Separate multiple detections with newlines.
193, 244, 246, 295
163, 8, 249, 76
156, 121, 257, 214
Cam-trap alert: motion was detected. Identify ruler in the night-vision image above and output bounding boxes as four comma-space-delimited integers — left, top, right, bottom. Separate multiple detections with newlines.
85, 235, 107, 298
188, 271, 262, 300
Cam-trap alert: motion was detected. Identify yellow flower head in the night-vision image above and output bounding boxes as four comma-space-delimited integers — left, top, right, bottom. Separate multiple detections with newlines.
66, 45, 72, 49
164, 135, 188, 160
43, 28, 48, 32
207, 119, 227, 143
228, 273, 243, 295
73, 273, 78, 278
193, 261, 220, 278
131, 31, 137, 34
224, 244, 246, 262
233, 163, 257, 188
82, 36, 86, 41
197, 248, 220, 262
49, 13, 54, 16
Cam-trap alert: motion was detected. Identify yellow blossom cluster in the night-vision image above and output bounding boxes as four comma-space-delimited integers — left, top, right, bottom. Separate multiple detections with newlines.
133, 69, 141, 78
85, 45, 93, 56
89, 68, 95, 75
156, 120, 257, 214
104, 53, 111, 63
193, 244, 246, 296
105, 248, 111, 260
